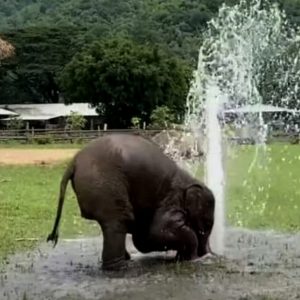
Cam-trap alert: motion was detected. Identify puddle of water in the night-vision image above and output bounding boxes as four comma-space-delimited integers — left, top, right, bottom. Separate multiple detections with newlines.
1, 228, 300, 300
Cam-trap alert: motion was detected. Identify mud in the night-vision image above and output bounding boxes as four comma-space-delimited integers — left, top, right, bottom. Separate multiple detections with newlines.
1, 228, 299, 300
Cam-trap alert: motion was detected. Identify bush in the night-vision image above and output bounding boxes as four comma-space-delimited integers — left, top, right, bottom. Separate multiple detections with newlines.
32, 135, 53, 145
149, 106, 176, 129
131, 117, 141, 129
6, 117, 24, 130
66, 112, 87, 130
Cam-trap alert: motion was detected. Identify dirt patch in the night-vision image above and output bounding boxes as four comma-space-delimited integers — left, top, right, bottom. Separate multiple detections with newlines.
0, 149, 78, 165
1, 228, 299, 300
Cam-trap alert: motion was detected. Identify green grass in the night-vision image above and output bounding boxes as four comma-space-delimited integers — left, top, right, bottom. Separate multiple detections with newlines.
226, 144, 300, 232
0, 143, 299, 261
0, 162, 99, 261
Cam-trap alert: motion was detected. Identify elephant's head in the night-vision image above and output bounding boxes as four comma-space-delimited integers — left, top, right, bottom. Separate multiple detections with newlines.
183, 183, 215, 257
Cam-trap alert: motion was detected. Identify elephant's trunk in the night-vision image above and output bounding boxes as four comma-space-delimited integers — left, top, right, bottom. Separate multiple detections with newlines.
47, 160, 75, 247
206, 239, 217, 256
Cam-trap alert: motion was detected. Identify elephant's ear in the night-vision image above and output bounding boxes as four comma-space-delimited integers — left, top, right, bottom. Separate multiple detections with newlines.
183, 183, 204, 211
184, 183, 215, 213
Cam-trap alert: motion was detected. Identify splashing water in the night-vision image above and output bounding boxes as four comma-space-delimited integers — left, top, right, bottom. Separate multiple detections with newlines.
182, 0, 300, 255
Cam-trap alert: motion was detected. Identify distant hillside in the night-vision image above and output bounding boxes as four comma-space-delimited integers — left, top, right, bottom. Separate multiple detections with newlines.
0, 0, 299, 106
1, 0, 299, 62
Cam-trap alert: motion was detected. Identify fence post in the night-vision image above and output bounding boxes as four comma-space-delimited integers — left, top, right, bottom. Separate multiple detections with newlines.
90, 119, 94, 130
97, 126, 100, 136
143, 122, 146, 130
104, 123, 108, 131
31, 127, 35, 138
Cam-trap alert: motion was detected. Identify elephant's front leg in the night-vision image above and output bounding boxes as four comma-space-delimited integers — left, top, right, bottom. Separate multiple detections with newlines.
147, 208, 199, 260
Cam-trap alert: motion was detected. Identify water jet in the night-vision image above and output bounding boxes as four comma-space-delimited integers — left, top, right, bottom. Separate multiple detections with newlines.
182, 0, 300, 255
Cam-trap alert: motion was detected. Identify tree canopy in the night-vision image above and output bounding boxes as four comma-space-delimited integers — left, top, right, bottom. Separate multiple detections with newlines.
60, 38, 191, 128
0, 0, 300, 127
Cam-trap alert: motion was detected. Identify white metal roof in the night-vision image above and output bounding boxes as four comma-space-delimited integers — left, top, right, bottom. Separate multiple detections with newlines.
223, 104, 299, 114
15, 114, 57, 121
0, 103, 98, 121
0, 108, 18, 116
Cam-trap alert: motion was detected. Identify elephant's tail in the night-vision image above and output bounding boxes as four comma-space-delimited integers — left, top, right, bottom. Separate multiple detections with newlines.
47, 160, 75, 247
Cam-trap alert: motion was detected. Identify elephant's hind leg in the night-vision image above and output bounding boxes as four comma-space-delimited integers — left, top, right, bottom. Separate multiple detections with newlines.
97, 190, 134, 270
74, 166, 133, 270
101, 220, 129, 270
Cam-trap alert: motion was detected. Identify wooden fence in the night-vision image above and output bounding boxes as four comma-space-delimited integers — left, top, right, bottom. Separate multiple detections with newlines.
0, 128, 299, 144
0, 128, 163, 143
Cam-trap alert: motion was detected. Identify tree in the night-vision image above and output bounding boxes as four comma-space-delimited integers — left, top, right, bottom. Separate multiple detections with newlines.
1, 0, 300, 108
66, 111, 87, 130
60, 38, 192, 128
0, 26, 85, 104
149, 105, 176, 129
131, 116, 141, 129
6, 116, 23, 130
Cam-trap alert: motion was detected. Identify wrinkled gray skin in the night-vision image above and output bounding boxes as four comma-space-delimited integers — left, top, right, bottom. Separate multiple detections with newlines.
47, 134, 215, 271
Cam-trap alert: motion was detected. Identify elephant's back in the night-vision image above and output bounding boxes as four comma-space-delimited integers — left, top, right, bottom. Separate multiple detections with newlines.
109, 134, 179, 208
75, 134, 179, 208
79, 133, 176, 169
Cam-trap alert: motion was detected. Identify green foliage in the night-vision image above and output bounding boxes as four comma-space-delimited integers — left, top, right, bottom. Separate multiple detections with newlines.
149, 105, 176, 129
6, 116, 24, 130
66, 111, 87, 130
0, 26, 85, 104
131, 117, 141, 129
0, 0, 300, 125
0, 162, 98, 259
0, 0, 244, 108
32, 134, 53, 145
60, 38, 191, 128
225, 144, 300, 232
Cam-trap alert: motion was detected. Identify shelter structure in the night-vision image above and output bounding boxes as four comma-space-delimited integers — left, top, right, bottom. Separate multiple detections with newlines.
0, 108, 18, 119
222, 104, 300, 142
0, 103, 101, 129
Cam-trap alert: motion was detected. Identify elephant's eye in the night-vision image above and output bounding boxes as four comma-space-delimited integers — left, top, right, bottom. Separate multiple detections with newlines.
204, 219, 213, 229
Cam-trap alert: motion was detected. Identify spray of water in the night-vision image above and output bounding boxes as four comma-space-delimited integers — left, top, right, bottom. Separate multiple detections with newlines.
183, 0, 300, 255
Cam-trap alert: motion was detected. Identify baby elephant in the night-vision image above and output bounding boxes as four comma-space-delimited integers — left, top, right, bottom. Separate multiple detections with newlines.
47, 133, 215, 270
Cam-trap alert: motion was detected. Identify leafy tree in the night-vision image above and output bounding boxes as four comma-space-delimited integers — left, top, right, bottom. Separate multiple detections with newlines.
6, 116, 24, 130
60, 38, 191, 128
66, 111, 87, 130
0, 0, 300, 109
149, 105, 176, 129
131, 117, 141, 129
0, 26, 85, 104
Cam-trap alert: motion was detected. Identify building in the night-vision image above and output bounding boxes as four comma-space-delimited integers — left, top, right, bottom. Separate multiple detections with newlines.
223, 104, 300, 142
0, 103, 101, 129
0, 107, 18, 119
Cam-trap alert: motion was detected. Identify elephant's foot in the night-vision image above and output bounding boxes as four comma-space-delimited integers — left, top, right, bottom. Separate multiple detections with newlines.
102, 256, 128, 271
175, 251, 199, 262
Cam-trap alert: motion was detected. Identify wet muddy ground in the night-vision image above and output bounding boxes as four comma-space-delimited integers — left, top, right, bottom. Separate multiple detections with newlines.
1, 227, 299, 300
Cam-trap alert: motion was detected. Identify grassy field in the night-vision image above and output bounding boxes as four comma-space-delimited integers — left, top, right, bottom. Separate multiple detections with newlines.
0, 161, 99, 261
226, 144, 300, 232
0, 143, 299, 260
